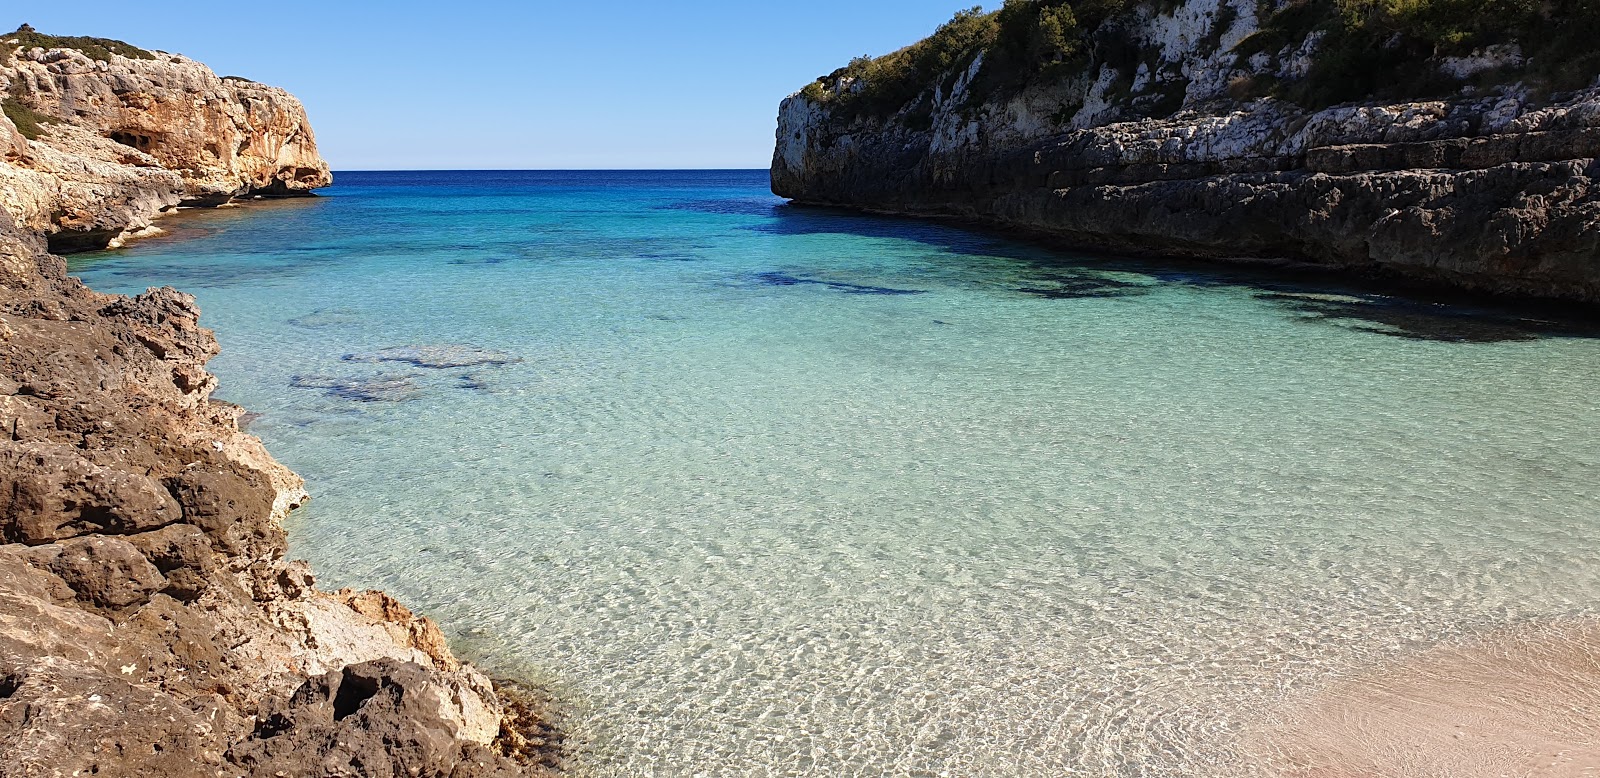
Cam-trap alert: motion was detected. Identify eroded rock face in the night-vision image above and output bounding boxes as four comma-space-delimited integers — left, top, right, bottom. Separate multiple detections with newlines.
0, 33, 559, 778
0, 29, 332, 253
771, 0, 1600, 302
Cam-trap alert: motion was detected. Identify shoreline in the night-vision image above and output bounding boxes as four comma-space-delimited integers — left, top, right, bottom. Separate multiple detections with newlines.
1243, 615, 1600, 777
1, 35, 565, 776
777, 198, 1600, 324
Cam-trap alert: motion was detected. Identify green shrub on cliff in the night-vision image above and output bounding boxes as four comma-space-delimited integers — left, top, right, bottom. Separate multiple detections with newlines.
2, 98, 59, 140
2, 24, 154, 63
808, 7, 1000, 119
803, 0, 1600, 124
1244, 0, 1600, 105
803, 1, 1147, 123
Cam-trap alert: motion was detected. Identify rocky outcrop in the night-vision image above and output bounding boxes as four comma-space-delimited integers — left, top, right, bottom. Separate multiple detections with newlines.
0, 31, 560, 778
772, 2, 1600, 302
1, 26, 332, 253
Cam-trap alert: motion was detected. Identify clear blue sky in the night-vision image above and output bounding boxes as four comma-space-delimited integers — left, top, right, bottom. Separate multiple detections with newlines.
15, 2, 980, 170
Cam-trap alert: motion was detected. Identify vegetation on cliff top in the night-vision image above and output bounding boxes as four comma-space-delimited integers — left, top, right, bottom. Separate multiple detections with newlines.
1246, 0, 1600, 105
802, 1, 1119, 121
3, 24, 154, 63
801, 0, 1600, 124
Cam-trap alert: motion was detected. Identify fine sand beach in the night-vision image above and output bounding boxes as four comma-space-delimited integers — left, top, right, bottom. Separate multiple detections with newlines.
1248, 618, 1600, 777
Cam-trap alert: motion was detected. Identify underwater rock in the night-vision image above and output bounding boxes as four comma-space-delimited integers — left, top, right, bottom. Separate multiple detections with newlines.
290, 373, 421, 403
344, 345, 523, 369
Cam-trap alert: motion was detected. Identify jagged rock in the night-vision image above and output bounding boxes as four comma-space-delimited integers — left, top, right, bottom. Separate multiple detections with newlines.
43, 536, 167, 610
229, 659, 514, 778
0, 441, 183, 544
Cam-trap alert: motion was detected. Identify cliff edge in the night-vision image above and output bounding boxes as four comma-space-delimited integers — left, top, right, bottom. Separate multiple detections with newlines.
1, 24, 332, 252
0, 27, 559, 778
772, 1, 1600, 302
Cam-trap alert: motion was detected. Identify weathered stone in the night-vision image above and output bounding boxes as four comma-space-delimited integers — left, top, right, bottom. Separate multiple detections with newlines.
0, 441, 182, 544
47, 535, 167, 610
771, 3, 1600, 302
126, 524, 216, 602
229, 659, 495, 778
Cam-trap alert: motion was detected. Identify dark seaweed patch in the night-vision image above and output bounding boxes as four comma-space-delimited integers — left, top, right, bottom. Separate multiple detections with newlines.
1017, 273, 1153, 300
637, 251, 703, 262
447, 255, 513, 265
290, 373, 420, 403
344, 345, 522, 369
748, 271, 925, 296
288, 308, 364, 329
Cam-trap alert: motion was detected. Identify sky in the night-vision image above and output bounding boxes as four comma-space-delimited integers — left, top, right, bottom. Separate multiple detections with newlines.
16, 2, 981, 170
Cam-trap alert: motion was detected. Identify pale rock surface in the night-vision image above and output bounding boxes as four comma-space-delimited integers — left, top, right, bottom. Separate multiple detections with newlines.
0, 32, 331, 252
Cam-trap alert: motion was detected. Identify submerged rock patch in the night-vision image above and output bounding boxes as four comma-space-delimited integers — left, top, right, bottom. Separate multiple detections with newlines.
1017, 274, 1153, 300
290, 373, 420, 402
344, 345, 522, 369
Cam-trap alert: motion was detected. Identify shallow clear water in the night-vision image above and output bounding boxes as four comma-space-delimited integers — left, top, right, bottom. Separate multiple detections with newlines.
72, 171, 1600, 776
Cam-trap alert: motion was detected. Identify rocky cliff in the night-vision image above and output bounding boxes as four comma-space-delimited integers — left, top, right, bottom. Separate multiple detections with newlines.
1, 25, 332, 252
772, 1, 1600, 302
0, 28, 559, 778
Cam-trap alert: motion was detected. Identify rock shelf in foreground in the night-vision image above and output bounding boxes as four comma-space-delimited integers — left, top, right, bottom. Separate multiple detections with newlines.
0, 28, 560, 777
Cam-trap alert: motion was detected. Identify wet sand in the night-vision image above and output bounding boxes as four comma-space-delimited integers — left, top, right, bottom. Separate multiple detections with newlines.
1245, 619, 1600, 777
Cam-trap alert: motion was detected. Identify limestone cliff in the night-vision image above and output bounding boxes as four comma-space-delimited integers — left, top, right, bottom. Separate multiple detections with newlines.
772, 2, 1600, 302
0, 28, 559, 778
1, 25, 332, 252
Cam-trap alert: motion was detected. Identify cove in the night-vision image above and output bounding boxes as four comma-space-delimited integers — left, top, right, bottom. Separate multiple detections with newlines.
70, 169, 1600, 776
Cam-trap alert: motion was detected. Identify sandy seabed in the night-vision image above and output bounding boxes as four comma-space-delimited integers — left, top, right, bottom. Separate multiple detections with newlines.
1245, 618, 1600, 777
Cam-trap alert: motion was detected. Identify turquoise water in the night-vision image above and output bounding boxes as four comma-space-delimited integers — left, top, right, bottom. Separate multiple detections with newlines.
72, 171, 1600, 776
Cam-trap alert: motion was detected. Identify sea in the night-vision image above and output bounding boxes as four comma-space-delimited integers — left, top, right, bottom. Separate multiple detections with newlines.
69, 169, 1600, 776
